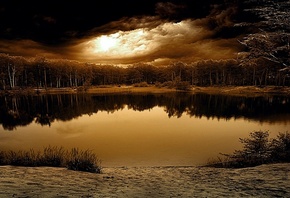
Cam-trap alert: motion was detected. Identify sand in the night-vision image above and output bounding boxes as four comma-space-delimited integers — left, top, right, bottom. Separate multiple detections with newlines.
0, 163, 289, 197
2, 85, 290, 97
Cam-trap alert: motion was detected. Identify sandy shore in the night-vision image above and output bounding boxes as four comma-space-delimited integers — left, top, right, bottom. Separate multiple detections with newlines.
0, 163, 289, 197
56, 85, 290, 96
193, 86, 290, 96
1, 85, 290, 96
86, 85, 290, 96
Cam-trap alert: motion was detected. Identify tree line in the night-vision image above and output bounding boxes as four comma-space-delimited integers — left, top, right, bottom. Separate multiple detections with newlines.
0, 53, 289, 90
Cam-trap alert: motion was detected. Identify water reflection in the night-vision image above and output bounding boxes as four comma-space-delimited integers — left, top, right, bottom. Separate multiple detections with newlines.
1, 93, 290, 130
1, 93, 290, 167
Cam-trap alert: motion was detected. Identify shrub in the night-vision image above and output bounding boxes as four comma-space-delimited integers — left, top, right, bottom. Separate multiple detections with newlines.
206, 130, 290, 168
133, 82, 150, 87
154, 82, 162, 88
159, 81, 175, 88
270, 132, 290, 162
232, 131, 271, 166
174, 81, 191, 91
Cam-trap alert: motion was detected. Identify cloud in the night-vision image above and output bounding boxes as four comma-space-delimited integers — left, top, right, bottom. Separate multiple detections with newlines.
0, 17, 241, 66
155, 2, 186, 18
0, 39, 61, 58
87, 16, 163, 37
36, 15, 57, 24
0, 1, 243, 66
75, 17, 241, 65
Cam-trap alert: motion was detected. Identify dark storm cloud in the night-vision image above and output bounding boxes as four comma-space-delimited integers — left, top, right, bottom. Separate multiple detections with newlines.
0, 39, 64, 58
0, 0, 216, 44
0, 0, 158, 44
0, 0, 245, 65
87, 16, 163, 38
155, 2, 186, 18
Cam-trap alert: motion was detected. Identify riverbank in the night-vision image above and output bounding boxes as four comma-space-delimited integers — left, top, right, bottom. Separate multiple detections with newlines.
88, 85, 290, 96
1, 85, 290, 96
0, 163, 289, 197
193, 86, 290, 96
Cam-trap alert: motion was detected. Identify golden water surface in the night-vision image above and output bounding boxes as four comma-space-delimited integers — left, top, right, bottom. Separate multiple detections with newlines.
0, 106, 289, 167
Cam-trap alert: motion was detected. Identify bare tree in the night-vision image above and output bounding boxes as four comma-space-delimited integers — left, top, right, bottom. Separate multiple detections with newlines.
238, 0, 290, 86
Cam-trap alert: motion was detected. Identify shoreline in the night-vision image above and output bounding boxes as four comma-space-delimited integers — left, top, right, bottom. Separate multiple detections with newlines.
0, 163, 289, 197
1, 85, 290, 96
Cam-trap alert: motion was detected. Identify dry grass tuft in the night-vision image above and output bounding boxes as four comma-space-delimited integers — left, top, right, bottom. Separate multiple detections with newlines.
0, 146, 101, 173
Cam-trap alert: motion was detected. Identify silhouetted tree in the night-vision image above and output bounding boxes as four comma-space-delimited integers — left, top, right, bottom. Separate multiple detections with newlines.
238, 0, 290, 86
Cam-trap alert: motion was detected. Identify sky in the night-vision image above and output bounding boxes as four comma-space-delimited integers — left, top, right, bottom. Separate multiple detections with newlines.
0, 0, 247, 66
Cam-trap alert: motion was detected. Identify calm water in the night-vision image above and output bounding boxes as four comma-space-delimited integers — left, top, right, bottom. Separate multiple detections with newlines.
0, 93, 290, 167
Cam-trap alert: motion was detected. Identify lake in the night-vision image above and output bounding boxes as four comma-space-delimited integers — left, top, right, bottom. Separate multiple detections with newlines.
0, 93, 289, 167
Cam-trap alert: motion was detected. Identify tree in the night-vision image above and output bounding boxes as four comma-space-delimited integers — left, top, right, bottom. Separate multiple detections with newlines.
238, 0, 290, 86
0, 53, 9, 90
126, 66, 143, 84
0, 54, 26, 89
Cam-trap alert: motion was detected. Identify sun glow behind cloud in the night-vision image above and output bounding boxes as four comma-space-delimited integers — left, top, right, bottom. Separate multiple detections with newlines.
80, 20, 216, 64
97, 34, 118, 51
84, 29, 152, 58
0, 1, 244, 66
21, 18, 239, 66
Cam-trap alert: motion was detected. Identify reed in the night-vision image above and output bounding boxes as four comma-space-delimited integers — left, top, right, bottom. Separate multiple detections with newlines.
66, 148, 101, 173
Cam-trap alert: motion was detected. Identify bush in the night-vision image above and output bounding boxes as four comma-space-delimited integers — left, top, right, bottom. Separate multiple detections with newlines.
232, 131, 271, 166
155, 81, 192, 90
174, 81, 191, 91
207, 130, 290, 168
270, 132, 290, 162
133, 82, 150, 87
159, 81, 175, 88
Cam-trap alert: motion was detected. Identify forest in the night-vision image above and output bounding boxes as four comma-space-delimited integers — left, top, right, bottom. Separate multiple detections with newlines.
0, 0, 289, 90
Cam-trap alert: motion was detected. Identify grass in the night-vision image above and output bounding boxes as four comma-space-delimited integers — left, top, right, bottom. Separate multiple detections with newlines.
0, 146, 101, 173
206, 130, 290, 168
